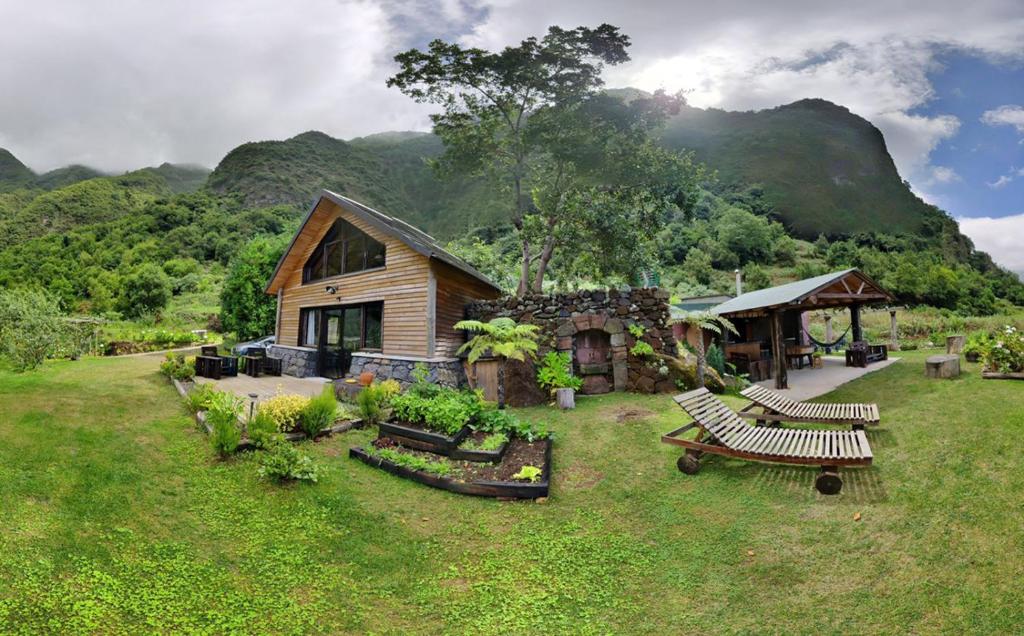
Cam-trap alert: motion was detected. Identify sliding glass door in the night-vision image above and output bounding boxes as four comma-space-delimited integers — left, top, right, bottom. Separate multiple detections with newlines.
302, 302, 383, 379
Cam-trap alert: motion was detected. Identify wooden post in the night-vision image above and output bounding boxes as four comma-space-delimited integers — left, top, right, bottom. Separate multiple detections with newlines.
889, 310, 900, 351
850, 304, 862, 342
771, 310, 788, 390
824, 315, 833, 353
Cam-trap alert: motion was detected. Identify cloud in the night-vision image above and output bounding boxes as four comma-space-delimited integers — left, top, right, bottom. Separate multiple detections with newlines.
981, 105, 1024, 133
958, 213, 1024, 272
987, 175, 1014, 188
1, 0, 1023, 176
930, 166, 961, 183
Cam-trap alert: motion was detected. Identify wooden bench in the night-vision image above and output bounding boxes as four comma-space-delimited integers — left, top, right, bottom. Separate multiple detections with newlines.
662, 388, 873, 494
846, 341, 888, 368
739, 384, 879, 430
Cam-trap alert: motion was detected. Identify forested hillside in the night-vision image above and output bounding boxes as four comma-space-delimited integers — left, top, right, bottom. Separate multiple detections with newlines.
0, 92, 1021, 328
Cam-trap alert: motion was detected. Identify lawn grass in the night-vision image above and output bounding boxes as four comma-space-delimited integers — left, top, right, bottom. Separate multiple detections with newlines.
1, 351, 1022, 633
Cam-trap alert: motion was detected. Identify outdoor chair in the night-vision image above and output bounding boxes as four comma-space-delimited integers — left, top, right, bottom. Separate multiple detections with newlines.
199, 345, 237, 378
845, 341, 888, 368
243, 349, 282, 377
738, 384, 880, 430
661, 388, 873, 494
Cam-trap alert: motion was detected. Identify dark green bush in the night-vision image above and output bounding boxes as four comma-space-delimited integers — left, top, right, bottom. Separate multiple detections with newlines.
258, 442, 319, 483
300, 385, 336, 438
206, 391, 243, 457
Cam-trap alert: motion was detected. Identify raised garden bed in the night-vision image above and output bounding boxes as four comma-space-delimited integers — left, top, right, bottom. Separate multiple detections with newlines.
378, 419, 471, 454
982, 371, 1024, 380
449, 430, 510, 463
349, 437, 552, 499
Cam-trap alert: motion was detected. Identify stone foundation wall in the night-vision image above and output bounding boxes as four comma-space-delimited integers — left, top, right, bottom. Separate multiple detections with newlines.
268, 345, 318, 378
466, 287, 676, 394
347, 354, 466, 388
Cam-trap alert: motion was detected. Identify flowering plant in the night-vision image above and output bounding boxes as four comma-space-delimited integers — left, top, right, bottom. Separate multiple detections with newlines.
982, 326, 1024, 373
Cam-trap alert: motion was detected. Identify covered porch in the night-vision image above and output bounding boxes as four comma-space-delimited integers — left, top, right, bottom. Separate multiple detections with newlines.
712, 268, 894, 390
756, 354, 899, 400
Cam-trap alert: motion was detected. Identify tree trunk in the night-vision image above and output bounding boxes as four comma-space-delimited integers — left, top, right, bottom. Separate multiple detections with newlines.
695, 337, 706, 389
531, 234, 556, 293
497, 359, 507, 410
517, 239, 531, 297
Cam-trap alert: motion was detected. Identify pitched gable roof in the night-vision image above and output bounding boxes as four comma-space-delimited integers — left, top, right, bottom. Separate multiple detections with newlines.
265, 190, 501, 294
711, 268, 892, 317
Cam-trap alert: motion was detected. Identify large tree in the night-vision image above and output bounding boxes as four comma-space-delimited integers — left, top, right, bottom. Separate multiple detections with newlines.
220, 236, 286, 340
388, 25, 700, 295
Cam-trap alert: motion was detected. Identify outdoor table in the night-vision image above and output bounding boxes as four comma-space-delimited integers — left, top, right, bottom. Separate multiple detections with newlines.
242, 355, 263, 377
195, 355, 222, 379
785, 345, 815, 369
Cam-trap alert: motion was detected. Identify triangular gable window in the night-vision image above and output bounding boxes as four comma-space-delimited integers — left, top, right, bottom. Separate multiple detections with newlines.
303, 218, 386, 283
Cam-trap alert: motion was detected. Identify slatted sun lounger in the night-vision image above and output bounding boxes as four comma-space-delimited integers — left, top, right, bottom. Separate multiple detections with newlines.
739, 384, 879, 429
661, 388, 872, 494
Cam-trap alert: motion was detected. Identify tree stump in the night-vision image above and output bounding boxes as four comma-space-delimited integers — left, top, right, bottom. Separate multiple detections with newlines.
925, 354, 961, 379
946, 335, 965, 354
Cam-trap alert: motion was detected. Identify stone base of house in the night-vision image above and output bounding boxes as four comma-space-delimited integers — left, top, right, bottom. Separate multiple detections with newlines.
346, 353, 466, 388
268, 345, 319, 378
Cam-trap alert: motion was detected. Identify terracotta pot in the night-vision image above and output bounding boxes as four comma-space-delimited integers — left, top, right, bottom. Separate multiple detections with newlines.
359, 371, 375, 386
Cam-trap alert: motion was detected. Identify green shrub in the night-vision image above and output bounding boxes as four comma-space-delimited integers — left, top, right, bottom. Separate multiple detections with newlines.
207, 391, 243, 457
982, 326, 1024, 373
536, 351, 583, 392
300, 386, 337, 438
247, 409, 281, 449
356, 383, 386, 427
462, 432, 508, 452
0, 288, 65, 371
258, 442, 319, 483
259, 393, 310, 432
160, 352, 195, 381
706, 343, 726, 376
186, 383, 219, 413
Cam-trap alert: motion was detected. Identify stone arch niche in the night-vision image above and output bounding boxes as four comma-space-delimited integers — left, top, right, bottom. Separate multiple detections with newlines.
555, 313, 627, 394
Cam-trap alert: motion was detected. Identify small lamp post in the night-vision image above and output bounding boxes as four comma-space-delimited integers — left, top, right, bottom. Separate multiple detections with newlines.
246, 392, 258, 437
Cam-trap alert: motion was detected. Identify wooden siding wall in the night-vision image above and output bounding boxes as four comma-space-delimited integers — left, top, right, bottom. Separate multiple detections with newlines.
277, 200, 431, 357
433, 262, 502, 358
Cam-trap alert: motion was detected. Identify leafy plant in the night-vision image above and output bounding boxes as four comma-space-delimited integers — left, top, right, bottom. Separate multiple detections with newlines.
982, 325, 1024, 373
356, 383, 388, 427
628, 323, 645, 338
160, 352, 195, 381
257, 442, 319, 483
706, 343, 726, 376
369, 447, 453, 476
630, 340, 655, 358
455, 317, 539, 409
300, 385, 337, 438
536, 351, 583, 392
259, 393, 310, 432
511, 465, 543, 483
186, 383, 219, 413
206, 390, 244, 458
675, 310, 739, 389
390, 387, 483, 436
247, 409, 281, 449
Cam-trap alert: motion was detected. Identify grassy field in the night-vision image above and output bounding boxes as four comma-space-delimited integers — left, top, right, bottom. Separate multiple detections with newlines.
1, 350, 1022, 634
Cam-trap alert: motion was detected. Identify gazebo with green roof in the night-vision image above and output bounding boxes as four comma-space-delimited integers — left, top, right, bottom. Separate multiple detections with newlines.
711, 268, 893, 389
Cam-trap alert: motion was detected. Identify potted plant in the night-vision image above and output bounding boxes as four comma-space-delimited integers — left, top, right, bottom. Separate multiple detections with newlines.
963, 331, 990, 363
536, 351, 583, 409
812, 350, 824, 368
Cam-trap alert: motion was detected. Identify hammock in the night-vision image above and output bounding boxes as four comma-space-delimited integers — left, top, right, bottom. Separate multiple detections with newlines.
802, 324, 852, 349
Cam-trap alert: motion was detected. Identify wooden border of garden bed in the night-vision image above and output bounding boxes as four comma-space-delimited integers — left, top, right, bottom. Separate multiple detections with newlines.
378, 420, 471, 454
348, 438, 552, 499
981, 371, 1024, 380
171, 378, 362, 451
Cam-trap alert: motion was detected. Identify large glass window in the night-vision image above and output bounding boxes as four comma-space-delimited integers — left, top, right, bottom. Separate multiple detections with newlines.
300, 309, 320, 347
297, 302, 383, 351
303, 218, 386, 283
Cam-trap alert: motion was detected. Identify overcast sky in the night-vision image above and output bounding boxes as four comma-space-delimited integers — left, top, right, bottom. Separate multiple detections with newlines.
1, 0, 1022, 270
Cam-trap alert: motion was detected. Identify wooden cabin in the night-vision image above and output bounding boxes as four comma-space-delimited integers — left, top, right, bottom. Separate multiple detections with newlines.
264, 190, 502, 382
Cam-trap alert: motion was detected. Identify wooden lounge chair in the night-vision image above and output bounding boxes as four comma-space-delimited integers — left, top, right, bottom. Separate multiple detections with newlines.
661, 388, 872, 494
739, 384, 879, 430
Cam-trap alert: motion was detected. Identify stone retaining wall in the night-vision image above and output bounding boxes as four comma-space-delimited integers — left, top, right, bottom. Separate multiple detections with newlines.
348, 354, 466, 388
466, 287, 676, 394
268, 345, 319, 378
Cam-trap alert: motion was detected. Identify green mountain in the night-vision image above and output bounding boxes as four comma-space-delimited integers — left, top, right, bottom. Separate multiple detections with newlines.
658, 99, 929, 239
132, 163, 210, 194
0, 149, 35, 191
35, 164, 106, 190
